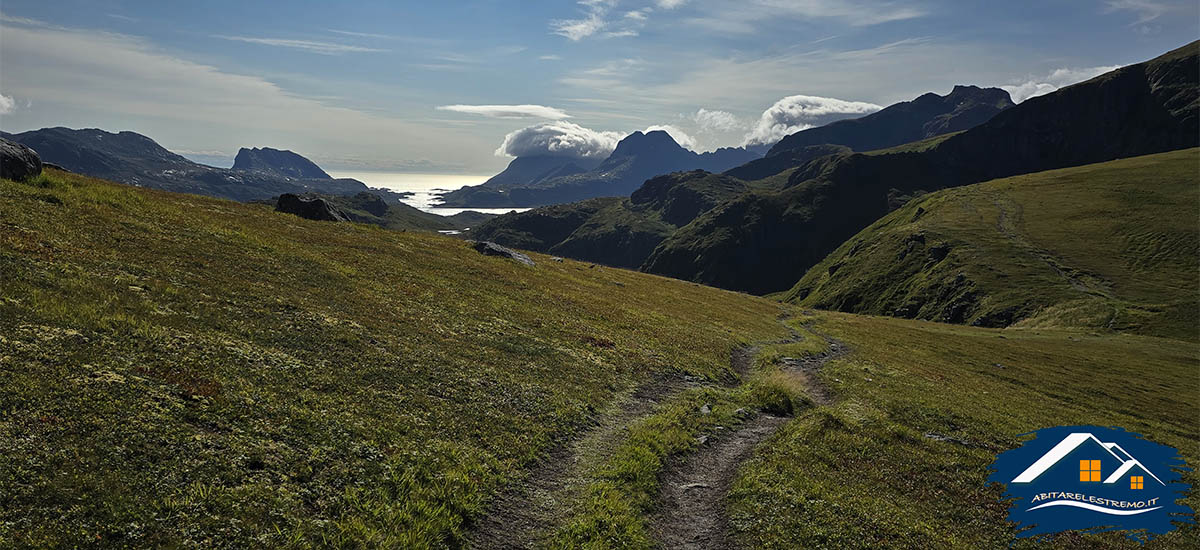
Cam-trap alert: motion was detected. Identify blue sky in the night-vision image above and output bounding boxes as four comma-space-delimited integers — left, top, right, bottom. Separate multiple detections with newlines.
0, 1, 1196, 173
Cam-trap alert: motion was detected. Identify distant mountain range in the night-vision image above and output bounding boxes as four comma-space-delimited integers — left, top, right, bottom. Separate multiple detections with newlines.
474, 84, 1017, 273
437, 130, 762, 207
1, 127, 369, 202
727, 85, 1013, 181
476, 40, 1199, 295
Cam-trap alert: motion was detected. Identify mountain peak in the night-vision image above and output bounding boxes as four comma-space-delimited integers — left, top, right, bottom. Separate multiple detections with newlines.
232, 147, 331, 179
609, 130, 684, 159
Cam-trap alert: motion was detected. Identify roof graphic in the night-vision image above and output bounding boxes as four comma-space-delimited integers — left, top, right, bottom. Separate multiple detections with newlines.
1011, 432, 1164, 485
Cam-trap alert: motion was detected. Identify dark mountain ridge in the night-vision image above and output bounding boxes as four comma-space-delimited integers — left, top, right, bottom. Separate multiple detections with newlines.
643, 41, 1199, 294
3, 127, 368, 202
767, 85, 1014, 156
438, 130, 761, 208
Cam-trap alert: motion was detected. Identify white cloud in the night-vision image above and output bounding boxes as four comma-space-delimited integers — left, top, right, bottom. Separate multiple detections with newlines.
1104, 0, 1170, 23
686, 0, 924, 33
1002, 66, 1122, 103
691, 108, 743, 132
743, 94, 881, 146
657, 0, 689, 8
436, 104, 572, 120
552, 15, 606, 40
496, 121, 623, 159
213, 35, 388, 54
551, 1, 615, 41
539, 54, 563, 61
645, 124, 698, 151
0, 94, 15, 115
552, 0, 646, 41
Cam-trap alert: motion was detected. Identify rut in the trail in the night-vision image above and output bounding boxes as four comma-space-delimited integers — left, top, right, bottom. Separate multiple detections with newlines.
467, 373, 698, 550
649, 321, 848, 550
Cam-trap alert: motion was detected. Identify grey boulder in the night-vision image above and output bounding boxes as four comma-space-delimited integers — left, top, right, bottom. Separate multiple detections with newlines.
1, 137, 42, 181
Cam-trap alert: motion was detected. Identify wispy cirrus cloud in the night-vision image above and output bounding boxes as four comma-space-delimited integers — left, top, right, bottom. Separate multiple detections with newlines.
0, 16, 491, 171
436, 104, 572, 120
213, 35, 387, 54
1103, 0, 1171, 23
686, 0, 925, 33
552, 0, 648, 41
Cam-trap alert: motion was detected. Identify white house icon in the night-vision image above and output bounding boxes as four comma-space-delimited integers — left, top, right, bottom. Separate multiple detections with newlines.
1011, 432, 1165, 486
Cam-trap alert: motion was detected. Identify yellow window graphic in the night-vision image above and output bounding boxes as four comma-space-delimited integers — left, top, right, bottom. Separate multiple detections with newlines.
1131, 476, 1144, 490
1079, 460, 1101, 482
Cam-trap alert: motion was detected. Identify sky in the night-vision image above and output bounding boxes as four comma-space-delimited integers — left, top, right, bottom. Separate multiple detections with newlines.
0, 1, 1196, 173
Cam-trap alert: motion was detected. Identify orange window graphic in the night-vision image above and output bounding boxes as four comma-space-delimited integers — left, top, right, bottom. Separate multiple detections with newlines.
1131, 476, 1144, 490
1079, 460, 1101, 482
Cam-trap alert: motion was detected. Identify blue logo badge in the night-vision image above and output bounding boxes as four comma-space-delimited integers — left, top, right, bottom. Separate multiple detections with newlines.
988, 425, 1192, 542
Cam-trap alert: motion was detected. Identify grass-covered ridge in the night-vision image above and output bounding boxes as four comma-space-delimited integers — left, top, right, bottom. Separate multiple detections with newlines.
784, 148, 1199, 341
729, 311, 1198, 549
0, 169, 788, 548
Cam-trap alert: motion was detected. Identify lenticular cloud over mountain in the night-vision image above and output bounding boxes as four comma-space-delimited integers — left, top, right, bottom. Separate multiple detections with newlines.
743, 94, 882, 146
495, 121, 624, 159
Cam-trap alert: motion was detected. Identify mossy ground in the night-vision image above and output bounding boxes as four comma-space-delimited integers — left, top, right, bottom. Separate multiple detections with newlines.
0, 169, 786, 548
1, 163, 1195, 549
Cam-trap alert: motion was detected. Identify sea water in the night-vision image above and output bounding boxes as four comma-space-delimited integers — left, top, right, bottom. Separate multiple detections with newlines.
329, 171, 530, 216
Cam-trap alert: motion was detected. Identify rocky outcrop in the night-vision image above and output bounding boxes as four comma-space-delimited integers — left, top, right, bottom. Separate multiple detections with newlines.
232, 147, 332, 179
0, 137, 43, 181
275, 194, 349, 222
472, 241, 535, 266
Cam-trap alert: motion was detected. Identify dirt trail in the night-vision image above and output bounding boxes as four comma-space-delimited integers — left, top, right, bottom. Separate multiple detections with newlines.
649, 320, 847, 550
467, 373, 698, 549
468, 317, 846, 550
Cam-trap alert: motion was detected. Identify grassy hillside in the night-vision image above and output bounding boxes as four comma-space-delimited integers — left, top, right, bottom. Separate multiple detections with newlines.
0, 169, 787, 548
1, 168, 1195, 549
730, 312, 1198, 549
784, 149, 1198, 341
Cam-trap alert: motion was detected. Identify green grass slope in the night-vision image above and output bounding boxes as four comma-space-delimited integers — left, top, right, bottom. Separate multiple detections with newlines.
0, 169, 788, 548
731, 312, 1198, 549
784, 149, 1199, 341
